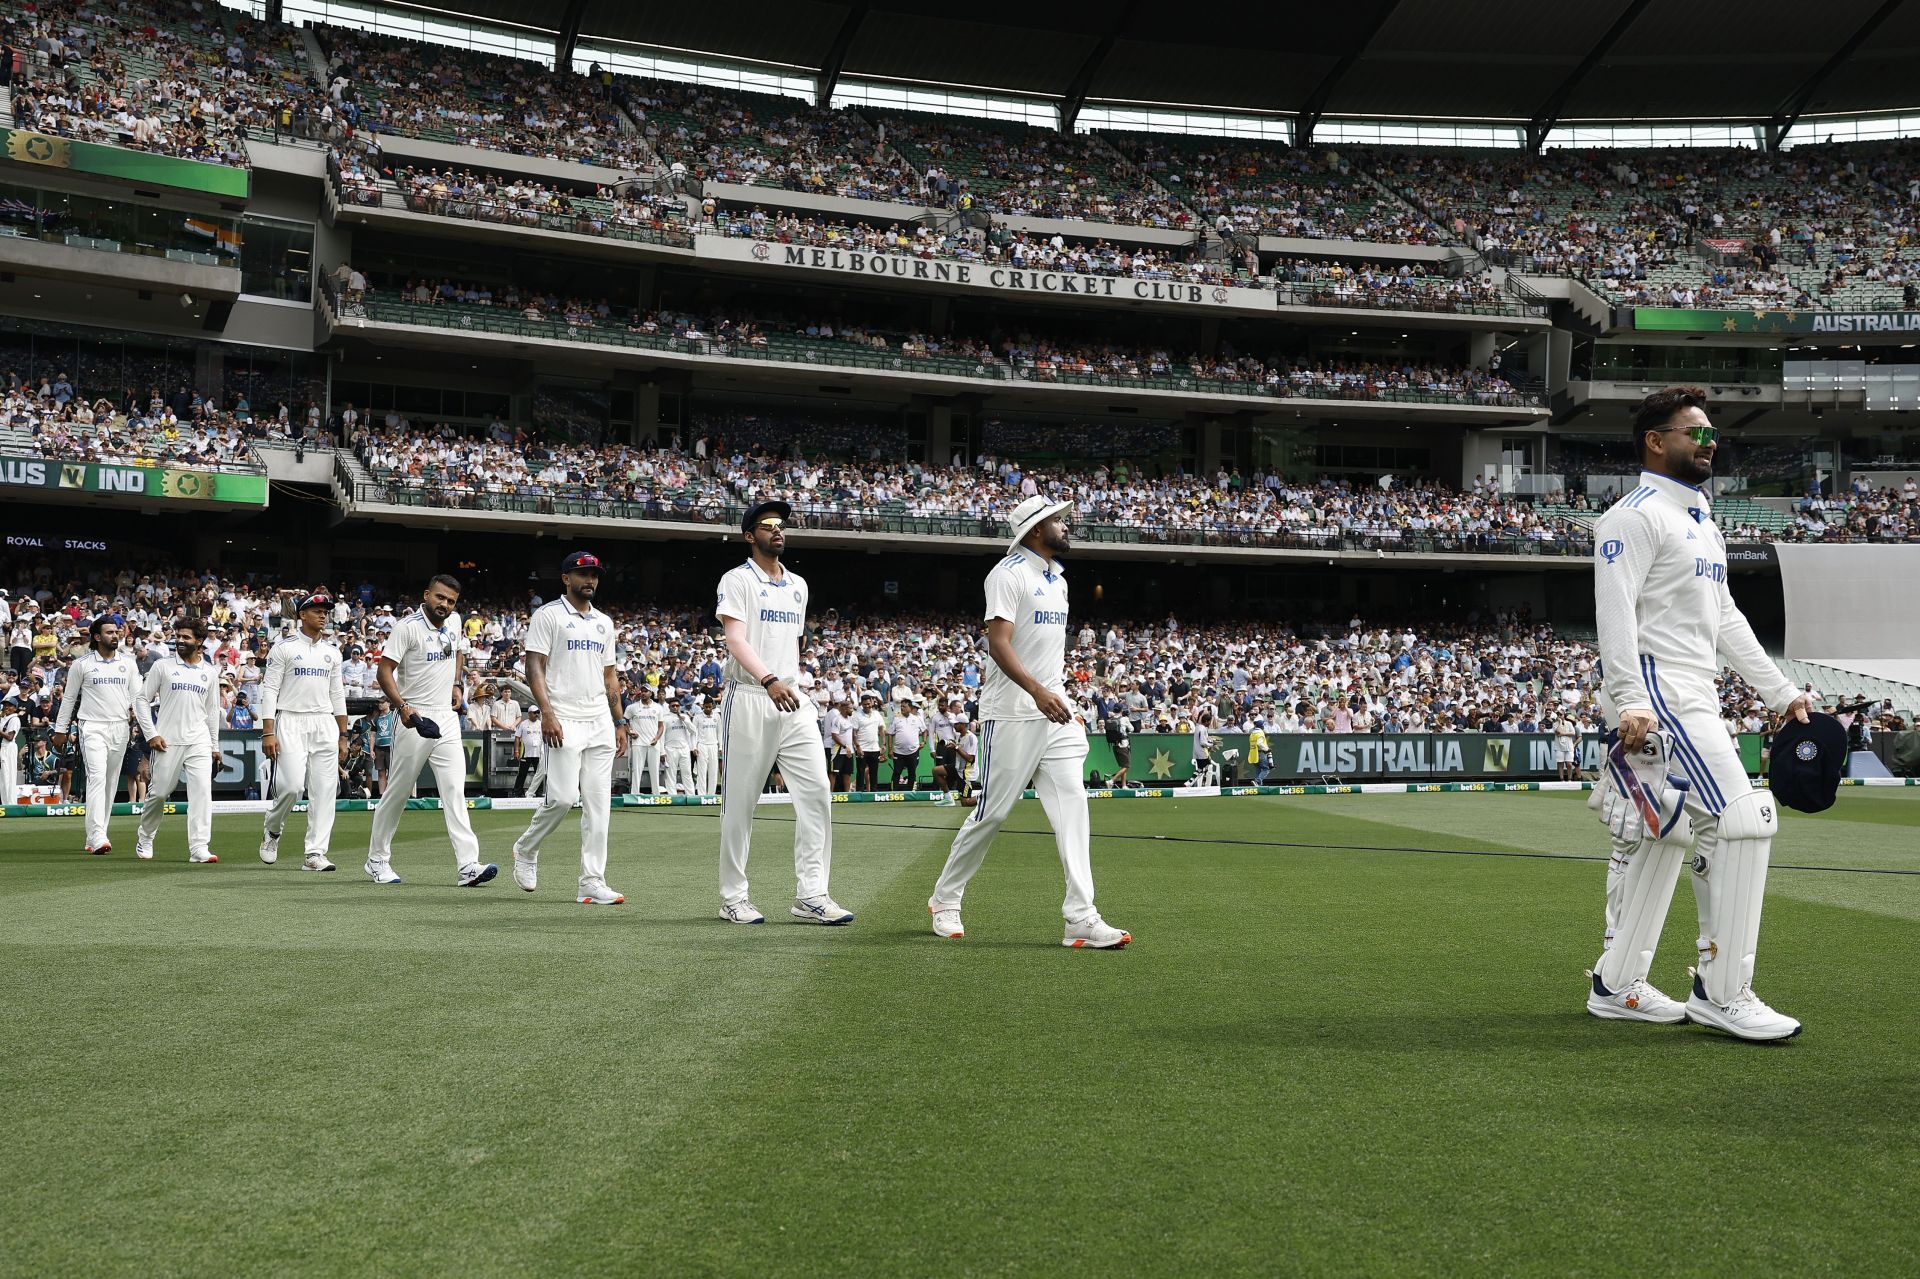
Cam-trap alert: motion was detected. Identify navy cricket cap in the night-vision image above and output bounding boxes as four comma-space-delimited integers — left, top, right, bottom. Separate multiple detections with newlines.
1768, 712, 1848, 813
742, 499, 792, 534
561, 550, 603, 574
298, 593, 332, 613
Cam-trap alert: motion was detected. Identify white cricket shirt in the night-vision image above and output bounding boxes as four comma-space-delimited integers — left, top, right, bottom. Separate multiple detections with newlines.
978, 544, 1070, 723
258, 631, 347, 720
139, 655, 223, 746
55, 650, 144, 730
525, 598, 615, 723
1594, 470, 1797, 715
695, 710, 723, 748
716, 559, 808, 688
624, 698, 664, 744
382, 608, 465, 711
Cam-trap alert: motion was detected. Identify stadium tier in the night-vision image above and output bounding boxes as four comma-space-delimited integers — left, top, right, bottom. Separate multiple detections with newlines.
10, 4, 1920, 1275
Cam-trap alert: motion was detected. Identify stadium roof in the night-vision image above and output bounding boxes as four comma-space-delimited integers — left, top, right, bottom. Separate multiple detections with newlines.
439, 0, 1920, 132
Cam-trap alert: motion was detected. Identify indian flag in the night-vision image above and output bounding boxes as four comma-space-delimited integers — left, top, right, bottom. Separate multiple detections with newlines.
184, 219, 241, 255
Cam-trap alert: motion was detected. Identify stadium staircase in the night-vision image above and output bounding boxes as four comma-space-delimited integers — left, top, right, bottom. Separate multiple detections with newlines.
300, 25, 332, 86
1773, 658, 1920, 718
0, 85, 12, 127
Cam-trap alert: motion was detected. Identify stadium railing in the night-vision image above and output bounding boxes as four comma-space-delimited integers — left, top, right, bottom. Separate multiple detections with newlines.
346, 480, 1592, 556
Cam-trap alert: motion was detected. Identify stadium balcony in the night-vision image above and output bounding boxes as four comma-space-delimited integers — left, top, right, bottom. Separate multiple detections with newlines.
319, 285, 1546, 424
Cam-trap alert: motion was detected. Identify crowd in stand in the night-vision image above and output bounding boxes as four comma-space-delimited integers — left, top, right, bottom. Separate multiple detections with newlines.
616, 77, 919, 203
0, 371, 279, 469
1114, 138, 1443, 243
3, 0, 315, 166
1779, 481, 1920, 543
394, 164, 685, 238
314, 25, 646, 169
11, 554, 1912, 800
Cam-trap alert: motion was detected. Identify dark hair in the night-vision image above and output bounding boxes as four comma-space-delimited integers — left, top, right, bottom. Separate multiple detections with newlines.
429, 573, 462, 595
88, 615, 120, 638
1632, 385, 1708, 464
175, 618, 209, 641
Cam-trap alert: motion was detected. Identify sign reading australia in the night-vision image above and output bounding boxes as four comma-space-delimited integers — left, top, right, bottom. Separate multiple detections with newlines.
1634, 307, 1920, 337
696, 235, 1274, 312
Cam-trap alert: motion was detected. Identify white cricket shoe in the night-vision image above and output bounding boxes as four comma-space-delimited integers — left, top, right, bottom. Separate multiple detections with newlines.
258, 830, 280, 864
578, 878, 625, 906
791, 895, 854, 925
512, 852, 538, 892
135, 837, 155, 861
1585, 970, 1686, 1024
719, 900, 765, 924
456, 862, 498, 888
365, 856, 402, 885
302, 853, 336, 873
188, 850, 219, 864
1063, 914, 1132, 949
1685, 968, 1803, 1042
929, 901, 964, 939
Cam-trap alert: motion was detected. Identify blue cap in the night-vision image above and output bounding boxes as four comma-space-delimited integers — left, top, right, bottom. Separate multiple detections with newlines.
1768, 712, 1848, 813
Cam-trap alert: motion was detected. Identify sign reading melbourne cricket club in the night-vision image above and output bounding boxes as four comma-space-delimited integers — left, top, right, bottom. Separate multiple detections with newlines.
1634, 307, 1920, 338
695, 235, 1273, 313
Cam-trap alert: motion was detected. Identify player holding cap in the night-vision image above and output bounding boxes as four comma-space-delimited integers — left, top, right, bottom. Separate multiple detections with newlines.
715, 500, 850, 925
511, 551, 631, 905
365, 573, 497, 888
259, 594, 351, 871
132, 618, 223, 862
928, 496, 1131, 948
1588, 387, 1811, 1040
53, 614, 143, 855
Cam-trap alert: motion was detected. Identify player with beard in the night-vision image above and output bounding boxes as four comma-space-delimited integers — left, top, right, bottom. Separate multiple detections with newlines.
927, 496, 1131, 948
365, 574, 497, 888
53, 615, 143, 854
1587, 386, 1811, 1040
133, 618, 224, 863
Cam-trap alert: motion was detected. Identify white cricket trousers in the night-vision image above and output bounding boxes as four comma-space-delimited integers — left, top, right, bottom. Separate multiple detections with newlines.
368, 720, 481, 871
932, 718, 1097, 922
718, 687, 832, 905
665, 745, 692, 793
80, 720, 131, 850
514, 715, 614, 887
137, 742, 215, 856
0, 737, 20, 804
693, 745, 720, 797
633, 740, 667, 792
263, 713, 340, 858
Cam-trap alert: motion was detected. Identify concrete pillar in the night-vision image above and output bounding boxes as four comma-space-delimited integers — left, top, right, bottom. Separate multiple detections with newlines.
1195, 415, 1222, 476
1468, 331, 1497, 370
927, 402, 954, 466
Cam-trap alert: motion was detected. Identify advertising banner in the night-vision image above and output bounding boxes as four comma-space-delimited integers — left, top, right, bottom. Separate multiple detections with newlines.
1633, 307, 1920, 337
0, 455, 268, 506
696, 234, 1274, 313
1, 127, 249, 198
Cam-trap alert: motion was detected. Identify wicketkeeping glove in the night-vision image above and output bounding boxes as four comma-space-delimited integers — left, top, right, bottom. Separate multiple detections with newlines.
1599, 729, 1691, 844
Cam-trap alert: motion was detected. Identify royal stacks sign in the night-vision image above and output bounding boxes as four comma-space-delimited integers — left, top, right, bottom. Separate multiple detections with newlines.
1634, 307, 1920, 338
696, 235, 1274, 312
0, 455, 269, 506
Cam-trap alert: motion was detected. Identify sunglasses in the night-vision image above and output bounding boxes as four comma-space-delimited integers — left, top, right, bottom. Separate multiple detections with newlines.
755, 518, 786, 531
1654, 424, 1717, 446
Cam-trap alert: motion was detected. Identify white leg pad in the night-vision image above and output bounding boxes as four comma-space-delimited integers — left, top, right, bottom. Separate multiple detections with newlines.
1691, 789, 1778, 1006
1595, 819, 1692, 992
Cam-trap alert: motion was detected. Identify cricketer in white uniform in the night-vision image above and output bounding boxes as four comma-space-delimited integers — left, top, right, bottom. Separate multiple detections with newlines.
258, 594, 351, 871
366, 574, 497, 888
133, 618, 224, 862
53, 615, 142, 854
1588, 387, 1810, 1041
511, 551, 631, 905
0, 702, 20, 804
624, 686, 667, 793
662, 701, 695, 794
693, 695, 722, 796
928, 496, 1131, 948
715, 499, 850, 925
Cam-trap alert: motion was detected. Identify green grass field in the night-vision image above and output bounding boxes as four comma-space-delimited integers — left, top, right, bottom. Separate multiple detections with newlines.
3, 791, 1918, 1277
